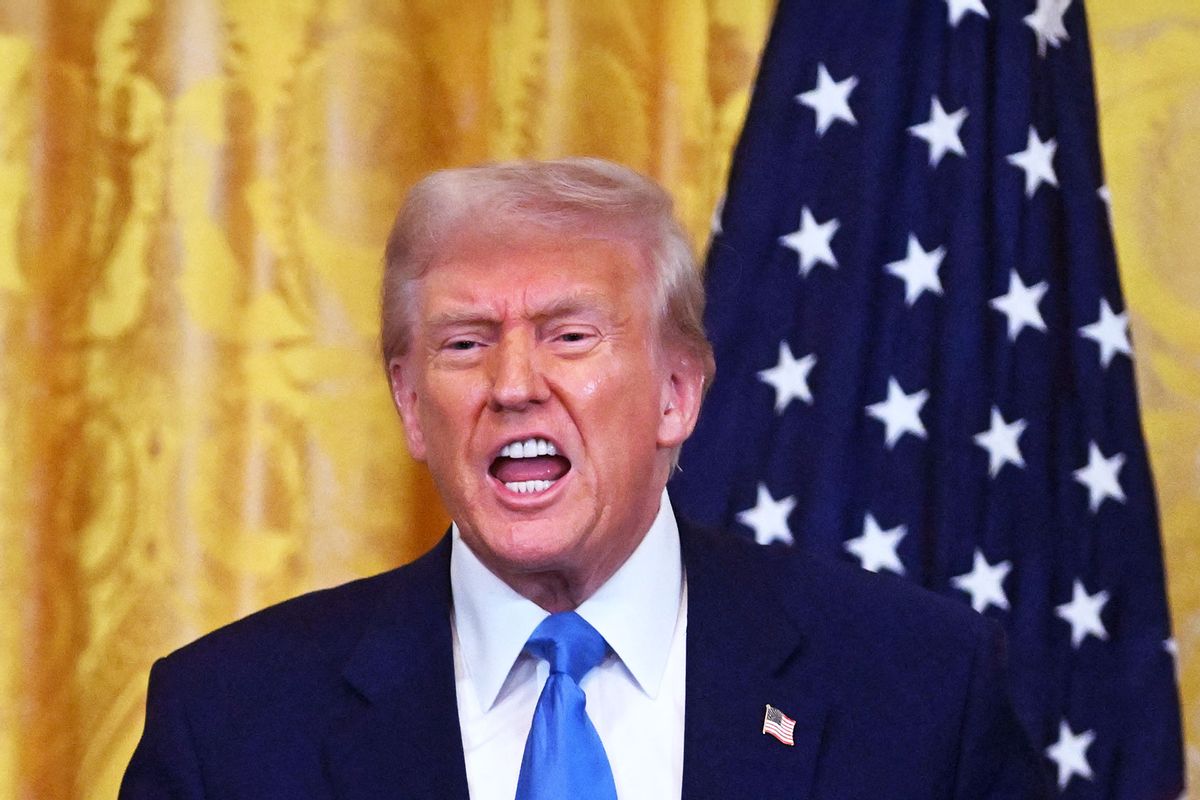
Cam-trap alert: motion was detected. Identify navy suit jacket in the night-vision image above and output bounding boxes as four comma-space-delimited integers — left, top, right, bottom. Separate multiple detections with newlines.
121, 518, 1049, 799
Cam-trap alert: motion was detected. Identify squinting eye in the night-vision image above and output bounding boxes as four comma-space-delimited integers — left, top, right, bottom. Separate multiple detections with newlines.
559, 332, 587, 343
448, 340, 478, 351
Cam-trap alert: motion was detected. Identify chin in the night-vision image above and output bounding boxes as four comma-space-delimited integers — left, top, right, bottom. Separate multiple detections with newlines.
502, 536, 581, 575
469, 521, 579, 574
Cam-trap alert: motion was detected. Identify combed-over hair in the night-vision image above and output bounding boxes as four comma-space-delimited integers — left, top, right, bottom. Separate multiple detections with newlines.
379, 157, 715, 389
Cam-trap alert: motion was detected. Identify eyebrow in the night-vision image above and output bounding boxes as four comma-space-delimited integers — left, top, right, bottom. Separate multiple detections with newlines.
424, 291, 614, 330
527, 291, 614, 323
424, 309, 501, 330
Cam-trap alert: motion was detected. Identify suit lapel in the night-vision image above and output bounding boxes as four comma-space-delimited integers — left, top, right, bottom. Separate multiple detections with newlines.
679, 522, 829, 800
324, 536, 470, 800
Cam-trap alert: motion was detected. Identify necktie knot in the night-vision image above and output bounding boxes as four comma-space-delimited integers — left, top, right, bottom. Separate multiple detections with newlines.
524, 612, 608, 685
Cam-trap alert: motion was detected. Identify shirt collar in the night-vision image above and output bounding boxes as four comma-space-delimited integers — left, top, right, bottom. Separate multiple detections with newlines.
450, 489, 684, 711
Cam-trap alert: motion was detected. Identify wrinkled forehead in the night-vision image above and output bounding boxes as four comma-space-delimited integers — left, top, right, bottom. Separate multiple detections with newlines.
400, 242, 674, 364
419, 233, 653, 307
385, 202, 672, 362
418, 223, 656, 296
429, 205, 653, 274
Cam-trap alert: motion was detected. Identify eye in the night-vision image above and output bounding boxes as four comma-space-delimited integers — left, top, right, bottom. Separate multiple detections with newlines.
548, 326, 601, 354
553, 329, 597, 345
440, 338, 487, 358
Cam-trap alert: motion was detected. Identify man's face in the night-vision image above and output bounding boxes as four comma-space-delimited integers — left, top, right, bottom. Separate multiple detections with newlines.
389, 235, 702, 604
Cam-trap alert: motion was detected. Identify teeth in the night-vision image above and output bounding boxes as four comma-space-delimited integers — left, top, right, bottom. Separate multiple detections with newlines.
504, 479, 554, 494
500, 438, 557, 459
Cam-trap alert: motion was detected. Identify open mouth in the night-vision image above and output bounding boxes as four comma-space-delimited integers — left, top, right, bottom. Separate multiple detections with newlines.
488, 437, 571, 494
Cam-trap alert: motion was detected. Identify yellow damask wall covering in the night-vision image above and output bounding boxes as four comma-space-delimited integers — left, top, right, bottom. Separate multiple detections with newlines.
0, 1, 1194, 797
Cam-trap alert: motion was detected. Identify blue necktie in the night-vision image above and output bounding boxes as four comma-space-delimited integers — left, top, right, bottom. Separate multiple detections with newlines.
514, 612, 618, 800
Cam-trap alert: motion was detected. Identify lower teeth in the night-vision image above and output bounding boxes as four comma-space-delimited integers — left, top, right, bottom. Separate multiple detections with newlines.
505, 479, 553, 494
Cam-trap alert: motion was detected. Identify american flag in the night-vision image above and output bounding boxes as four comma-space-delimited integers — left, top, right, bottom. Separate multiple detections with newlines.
763, 704, 797, 747
671, 0, 1185, 795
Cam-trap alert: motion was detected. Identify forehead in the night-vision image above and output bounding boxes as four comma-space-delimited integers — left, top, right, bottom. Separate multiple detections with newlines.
414, 235, 653, 317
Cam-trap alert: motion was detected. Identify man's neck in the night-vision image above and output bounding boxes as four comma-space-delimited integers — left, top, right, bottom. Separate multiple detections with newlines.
449, 489, 684, 711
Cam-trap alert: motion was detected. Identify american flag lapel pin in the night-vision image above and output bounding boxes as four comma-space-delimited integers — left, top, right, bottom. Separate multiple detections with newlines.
762, 703, 796, 746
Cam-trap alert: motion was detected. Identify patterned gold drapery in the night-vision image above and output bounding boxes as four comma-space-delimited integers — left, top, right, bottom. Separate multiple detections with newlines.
0, 2, 1195, 797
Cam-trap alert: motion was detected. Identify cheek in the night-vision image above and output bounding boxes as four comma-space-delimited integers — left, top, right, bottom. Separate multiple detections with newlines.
571, 351, 653, 396
425, 371, 486, 415
579, 364, 667, 439
419, 401, 479, 485
551, 359, 616, 404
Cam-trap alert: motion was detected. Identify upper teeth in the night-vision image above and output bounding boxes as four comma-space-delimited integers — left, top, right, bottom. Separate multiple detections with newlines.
500, 438, 557, 458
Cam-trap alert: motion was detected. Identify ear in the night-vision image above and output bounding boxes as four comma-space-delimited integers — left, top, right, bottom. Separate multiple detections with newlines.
656, 350, 705, 450
389, 356, 428, 461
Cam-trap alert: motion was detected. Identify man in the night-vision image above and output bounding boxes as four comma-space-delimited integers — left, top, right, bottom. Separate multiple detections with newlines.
121, 158, 1048, 798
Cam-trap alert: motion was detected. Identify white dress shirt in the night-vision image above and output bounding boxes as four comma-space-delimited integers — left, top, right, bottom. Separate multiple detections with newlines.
450, 490, 687, 800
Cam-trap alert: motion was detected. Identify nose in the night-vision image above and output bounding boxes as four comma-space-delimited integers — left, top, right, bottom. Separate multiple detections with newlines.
489, 330, 549, 411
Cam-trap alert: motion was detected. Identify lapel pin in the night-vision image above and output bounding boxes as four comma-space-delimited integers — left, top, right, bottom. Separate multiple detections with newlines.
762, 703, 796, 746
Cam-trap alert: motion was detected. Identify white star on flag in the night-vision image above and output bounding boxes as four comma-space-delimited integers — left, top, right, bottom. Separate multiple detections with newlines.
952, 548, 1012, 613
973, 406, 1027, 477
1025, 0, 1072, 58
1079, 298, 1132, 368
779, 206, 840, 276
737, 483, 797, 546
866, 377, 928, 449
1073, 441, 1126, 513
989, 269, 1048, 341
885, 233, 945, 306
710, 195, 725, 236
1006, 126, 1058, 197
943, 0, 988, 26
1165, 638, 1180, 677
1056, 579, 1109, 648
908, 97, 968, 166
844, 513, 907, 575
1045, 719, 1096, 790
796, 63, 858, 136
758, 341, 817, 413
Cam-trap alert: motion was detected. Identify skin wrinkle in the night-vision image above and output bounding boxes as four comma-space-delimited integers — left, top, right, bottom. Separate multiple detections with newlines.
389, 235, 704, 612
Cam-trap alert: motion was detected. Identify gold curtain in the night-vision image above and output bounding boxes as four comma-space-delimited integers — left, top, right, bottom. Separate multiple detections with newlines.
0, 1, 1194, 797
